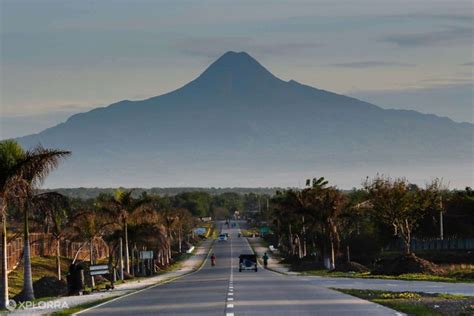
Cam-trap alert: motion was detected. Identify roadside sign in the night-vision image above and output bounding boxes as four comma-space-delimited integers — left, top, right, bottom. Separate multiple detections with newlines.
260, 227, 270, 234
194, 227, 207, 236
90, 264, 108, 271
89, 264, 109, 276
140, 250, 154, 259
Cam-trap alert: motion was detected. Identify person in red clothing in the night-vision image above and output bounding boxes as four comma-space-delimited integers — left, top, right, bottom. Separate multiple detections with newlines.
211, 254, 216, 266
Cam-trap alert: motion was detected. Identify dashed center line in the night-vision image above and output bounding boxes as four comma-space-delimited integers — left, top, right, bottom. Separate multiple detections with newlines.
225, 224, 242, 316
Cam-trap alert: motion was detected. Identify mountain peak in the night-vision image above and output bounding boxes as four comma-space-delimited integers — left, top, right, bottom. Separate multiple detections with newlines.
193, 51, 279, 91
215, 51, 256, 64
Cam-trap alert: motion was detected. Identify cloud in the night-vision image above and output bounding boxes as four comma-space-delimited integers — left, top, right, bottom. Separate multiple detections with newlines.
381, 26, 473, 46
330, 61, 415, 68
175, 37, 321, 59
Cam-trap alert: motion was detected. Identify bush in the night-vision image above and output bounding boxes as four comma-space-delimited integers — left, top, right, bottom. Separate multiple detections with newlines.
373, 253, 445, 276
33, 276, 67, 298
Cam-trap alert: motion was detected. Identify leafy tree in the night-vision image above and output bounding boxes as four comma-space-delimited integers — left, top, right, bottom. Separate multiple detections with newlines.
364, 176, 443, 254
173, 192, 211, 217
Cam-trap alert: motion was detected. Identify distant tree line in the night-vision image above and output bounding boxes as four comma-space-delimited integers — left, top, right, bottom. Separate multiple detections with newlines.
41, 187, 280, 200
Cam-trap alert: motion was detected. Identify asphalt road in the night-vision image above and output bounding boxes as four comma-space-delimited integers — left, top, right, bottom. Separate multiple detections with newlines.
80, 222, 400, 316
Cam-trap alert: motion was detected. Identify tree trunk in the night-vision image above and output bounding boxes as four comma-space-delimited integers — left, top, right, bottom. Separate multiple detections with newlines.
119, 237, 124, 281
178, 228, 182, 253
22, 203, 35, 301
403, 220, 412, 254
288, 224, 294, 255
56, 239, 61, 280
330, 240, 336, 270
90, 239, 95, 288
1, 211, 9, 309
302, 216, 307, 257
167, 245, 171, 264
124, 220, 130, 274
130, 245, 135, 277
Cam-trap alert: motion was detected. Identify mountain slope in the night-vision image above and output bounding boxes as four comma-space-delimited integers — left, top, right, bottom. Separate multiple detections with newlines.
16, 51, 473, 188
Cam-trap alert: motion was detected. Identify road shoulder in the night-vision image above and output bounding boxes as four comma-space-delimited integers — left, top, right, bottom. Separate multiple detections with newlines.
10, 238, 214, 316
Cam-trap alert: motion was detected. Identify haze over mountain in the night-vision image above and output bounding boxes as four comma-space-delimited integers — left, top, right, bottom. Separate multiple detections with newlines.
16, 52, 473, 188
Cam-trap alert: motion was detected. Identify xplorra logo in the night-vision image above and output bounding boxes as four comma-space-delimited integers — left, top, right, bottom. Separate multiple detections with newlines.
6, 299, 16, 311
6, 299, 69, 311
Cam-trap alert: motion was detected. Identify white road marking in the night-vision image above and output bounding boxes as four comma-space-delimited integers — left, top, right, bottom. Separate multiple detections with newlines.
75, 242, 216, 315
226, 313, 234, 316
228, 292, 233, 296
228, 297, 234, 301
227, 304, 234, 308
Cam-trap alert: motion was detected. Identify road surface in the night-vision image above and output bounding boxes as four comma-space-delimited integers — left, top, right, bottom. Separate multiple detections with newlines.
80, 222, 399, 315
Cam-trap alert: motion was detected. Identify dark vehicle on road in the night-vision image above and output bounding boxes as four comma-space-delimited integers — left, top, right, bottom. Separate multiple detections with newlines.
239, 254, 258, 272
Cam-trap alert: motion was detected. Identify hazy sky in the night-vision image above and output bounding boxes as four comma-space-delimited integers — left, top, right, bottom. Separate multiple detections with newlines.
1, 0, 473, 139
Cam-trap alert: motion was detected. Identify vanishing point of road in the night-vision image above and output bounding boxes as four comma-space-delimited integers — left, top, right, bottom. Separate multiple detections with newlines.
80, 222, 400, 316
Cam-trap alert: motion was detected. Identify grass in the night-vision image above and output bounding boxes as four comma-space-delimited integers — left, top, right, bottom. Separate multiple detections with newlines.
302, 269, 473, 283
51, 297, 116, 315
8, 256, 72, 297
336, 289, 474, 316
160, 253, 193, 273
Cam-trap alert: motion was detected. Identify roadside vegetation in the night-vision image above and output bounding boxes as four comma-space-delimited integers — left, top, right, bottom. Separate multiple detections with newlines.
1, 139, 473, 312
252, 177, 473, 282
0, 140, 261, 310
335, 289, 474, 316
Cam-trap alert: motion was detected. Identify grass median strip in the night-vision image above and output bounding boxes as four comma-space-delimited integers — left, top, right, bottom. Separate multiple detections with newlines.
303, 270, 473, 283
334, 288, 474, 316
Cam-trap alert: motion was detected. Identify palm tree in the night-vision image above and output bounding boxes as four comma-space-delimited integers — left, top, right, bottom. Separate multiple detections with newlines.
0, 140, 26, 308
100, 190, 151, 274
31, 192, 70, 280
71, 207, 114, 288
1, 142, 70, 301
299, 178, 345, 269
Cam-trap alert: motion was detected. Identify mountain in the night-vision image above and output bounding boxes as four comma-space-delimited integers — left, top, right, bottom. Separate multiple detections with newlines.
16, 51, 473, 188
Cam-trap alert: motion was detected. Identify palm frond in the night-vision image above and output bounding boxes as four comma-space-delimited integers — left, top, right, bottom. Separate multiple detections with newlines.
14, 145, 71, 189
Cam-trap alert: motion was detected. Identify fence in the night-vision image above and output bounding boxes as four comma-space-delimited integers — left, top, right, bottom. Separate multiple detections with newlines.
411, 238, 474, 251
386, 238, 474, 252
1, 233, 109, 272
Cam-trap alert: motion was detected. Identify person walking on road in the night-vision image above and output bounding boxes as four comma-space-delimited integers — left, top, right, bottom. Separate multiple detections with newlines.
263, 252, 269, 268
211, 254, 216, 266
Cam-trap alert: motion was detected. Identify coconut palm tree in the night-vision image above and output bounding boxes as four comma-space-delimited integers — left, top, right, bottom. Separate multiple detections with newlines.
71, 206, 114, 287
0, 140, 26, 308
100, 190, 151, 274
0, 142, 70, 301
31, 192, 70, 280
299, 178, 345, 269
